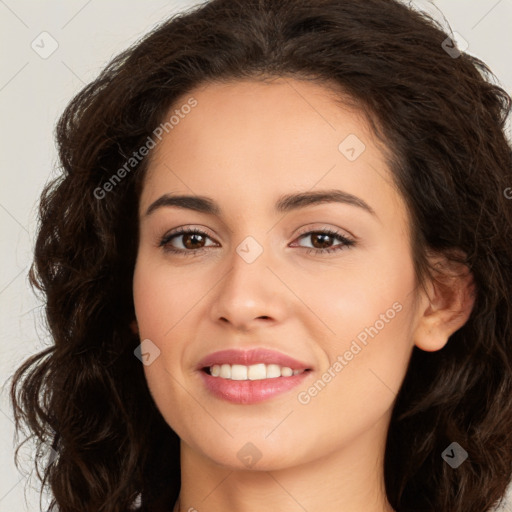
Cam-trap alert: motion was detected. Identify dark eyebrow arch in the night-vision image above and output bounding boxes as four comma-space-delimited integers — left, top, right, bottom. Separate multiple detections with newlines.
145, 189, 376, 218
146, 194, 220, 216
275, 190, 376, 216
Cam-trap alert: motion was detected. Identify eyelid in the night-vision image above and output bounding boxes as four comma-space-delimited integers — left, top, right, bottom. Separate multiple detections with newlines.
293, 223, 356, 241
290, 227, 355, 253
158, 224, 356, 255
158, 226, 217, 247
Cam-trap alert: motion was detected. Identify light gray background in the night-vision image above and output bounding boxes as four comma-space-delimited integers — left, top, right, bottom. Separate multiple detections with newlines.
1, 1, 511, 510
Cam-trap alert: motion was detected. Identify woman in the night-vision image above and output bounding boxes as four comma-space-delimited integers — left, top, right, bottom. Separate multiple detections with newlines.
10, 0, 512, 511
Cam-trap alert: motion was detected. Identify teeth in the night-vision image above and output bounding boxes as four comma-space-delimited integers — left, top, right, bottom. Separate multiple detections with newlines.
266, 364, 281, 378
281, 367, 293, 377
247, 363, 266, 380
231, 364, 247, 380
220, 364, 231, 379
208, 363, 306, 380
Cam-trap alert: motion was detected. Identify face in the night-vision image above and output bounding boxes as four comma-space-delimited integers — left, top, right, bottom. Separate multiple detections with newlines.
133, 78, 424, 471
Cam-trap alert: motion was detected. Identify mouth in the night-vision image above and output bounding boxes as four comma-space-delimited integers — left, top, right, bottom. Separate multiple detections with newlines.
196, 348, 313, 404
202, 363, 311, 380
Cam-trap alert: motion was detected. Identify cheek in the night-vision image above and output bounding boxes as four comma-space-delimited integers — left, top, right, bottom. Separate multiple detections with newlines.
294, 295, 415, 452
132, 255, 208, 420
296, 237, 417, 398
293, 239, 416, 348
133, 254, 203, 337
133, 258, 192, 432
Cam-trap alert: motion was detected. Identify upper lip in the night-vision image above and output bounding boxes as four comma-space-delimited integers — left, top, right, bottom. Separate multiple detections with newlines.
197, 348, 312, 371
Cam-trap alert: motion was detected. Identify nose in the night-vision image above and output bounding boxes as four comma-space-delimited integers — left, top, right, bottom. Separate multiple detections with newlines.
209, 240, 288, 332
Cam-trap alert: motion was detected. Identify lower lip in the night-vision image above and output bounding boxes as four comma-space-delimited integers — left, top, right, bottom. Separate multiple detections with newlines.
199, 370, 311, 404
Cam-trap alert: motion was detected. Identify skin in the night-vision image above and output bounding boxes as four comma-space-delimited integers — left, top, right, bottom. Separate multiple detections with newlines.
132, 77, 475, 512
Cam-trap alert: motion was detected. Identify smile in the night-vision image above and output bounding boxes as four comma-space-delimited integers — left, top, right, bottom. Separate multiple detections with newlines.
206, 363, 307, 380
196, 348, 314, 404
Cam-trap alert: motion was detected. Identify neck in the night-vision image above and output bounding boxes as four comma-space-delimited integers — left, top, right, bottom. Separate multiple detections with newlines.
174, 413, 395, 512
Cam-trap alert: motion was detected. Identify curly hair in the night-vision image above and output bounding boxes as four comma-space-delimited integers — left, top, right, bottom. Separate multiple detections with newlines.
9, 0, 512, 510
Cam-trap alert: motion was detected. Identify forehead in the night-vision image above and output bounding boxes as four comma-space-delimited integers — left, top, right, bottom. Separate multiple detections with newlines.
140, 78, 405, 227
148, 77, 378, 170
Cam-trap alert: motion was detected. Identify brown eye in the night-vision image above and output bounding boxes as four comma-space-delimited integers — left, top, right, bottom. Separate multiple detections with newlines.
181, 233, 206, 249
293, 229, 355, 254
159, 228, 217, 254
309, 233, 335, 249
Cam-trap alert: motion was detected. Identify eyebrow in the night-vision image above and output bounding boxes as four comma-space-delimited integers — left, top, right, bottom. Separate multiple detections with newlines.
145, 189, 377, 218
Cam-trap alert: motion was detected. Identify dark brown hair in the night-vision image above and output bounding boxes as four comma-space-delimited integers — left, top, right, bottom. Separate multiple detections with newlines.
9, 0, 512, 510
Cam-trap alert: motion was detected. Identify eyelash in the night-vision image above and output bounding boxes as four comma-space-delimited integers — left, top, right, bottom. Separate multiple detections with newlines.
158, 227, 355, 257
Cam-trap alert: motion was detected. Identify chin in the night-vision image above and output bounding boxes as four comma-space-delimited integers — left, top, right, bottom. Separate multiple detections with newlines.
191, 434, 311, 472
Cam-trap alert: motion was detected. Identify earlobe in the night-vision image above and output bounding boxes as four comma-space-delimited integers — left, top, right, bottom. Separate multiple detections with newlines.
413, 254, 476, 352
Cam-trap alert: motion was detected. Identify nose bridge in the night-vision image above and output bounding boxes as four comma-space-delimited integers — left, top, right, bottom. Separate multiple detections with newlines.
210, 231, 283, 327
235, 234, 266, 266
224, 233, 272, 299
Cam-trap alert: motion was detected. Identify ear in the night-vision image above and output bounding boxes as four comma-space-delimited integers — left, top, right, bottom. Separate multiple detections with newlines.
130, 319, 139, 335
413, 252, 476, 352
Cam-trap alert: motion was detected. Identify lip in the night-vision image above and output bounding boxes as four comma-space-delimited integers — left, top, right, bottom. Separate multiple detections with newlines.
196, 348, 313, 404
196, 348, 312, 371
199, 370, 311, 404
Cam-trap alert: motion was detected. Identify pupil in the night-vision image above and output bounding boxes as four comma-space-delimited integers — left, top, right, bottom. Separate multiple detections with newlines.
184, 234, 204, 249
313, 233, 331, 249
